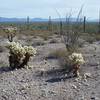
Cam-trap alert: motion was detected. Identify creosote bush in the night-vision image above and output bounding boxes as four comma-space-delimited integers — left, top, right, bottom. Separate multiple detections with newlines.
6, 42, 36, 69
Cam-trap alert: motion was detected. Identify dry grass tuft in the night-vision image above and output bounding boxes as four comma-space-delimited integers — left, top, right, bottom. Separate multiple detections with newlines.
48, 49, 68, 59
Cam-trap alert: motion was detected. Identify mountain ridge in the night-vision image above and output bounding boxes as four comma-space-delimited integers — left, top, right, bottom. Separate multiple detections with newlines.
0, 17, 98, 22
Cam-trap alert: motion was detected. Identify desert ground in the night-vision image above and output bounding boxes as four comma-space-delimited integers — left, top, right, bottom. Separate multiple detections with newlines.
0, 33, 100, 100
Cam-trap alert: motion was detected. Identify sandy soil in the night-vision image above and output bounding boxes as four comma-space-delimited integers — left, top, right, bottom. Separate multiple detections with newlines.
0, 35, 100, 100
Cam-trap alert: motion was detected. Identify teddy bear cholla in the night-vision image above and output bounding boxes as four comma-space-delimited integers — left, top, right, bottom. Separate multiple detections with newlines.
6, 42, 36, 69
69, 53, 85, 77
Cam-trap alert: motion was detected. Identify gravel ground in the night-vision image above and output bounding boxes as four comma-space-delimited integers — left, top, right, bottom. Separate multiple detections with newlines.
0, 36, 100, 100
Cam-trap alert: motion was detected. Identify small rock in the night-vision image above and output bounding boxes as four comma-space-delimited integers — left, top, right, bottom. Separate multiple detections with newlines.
2, 95, 8, 100
84, 73, 91, 78
43, 83, 47, 85
74, 78, 79, 82
64, 74, 68, 77
71, 84, 77, 89
84, 79, 87, 82
96, 65, 99, 69
74, 76, 82, 82
40, 89, 47, 97
91, 97, 95, 100
22, 83, 29, 89
91, 97, 99, 100
44, 60, 47, 64
28, 65, 33, 69
11, 71, 14, 74
83, 73, 92, 79
2, 89, 6, 92
78, 82, 82, 86
48, 91, 57, 96
82, 82, 89, 86
63, 89, 67, 92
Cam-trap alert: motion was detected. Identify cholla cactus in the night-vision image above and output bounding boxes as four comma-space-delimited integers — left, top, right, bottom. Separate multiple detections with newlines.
4, 27, 17, 42
6, 42, 36, 69
7, 42, 26, 57
69, 53, 84, 65
4, 27, 17, 33
20, 46, 37, 68
24, 46, 37, 56
69, 53, 85, 77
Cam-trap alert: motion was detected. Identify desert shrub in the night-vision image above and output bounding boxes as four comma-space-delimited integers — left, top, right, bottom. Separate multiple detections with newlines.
0, 46, 6, 52
63, 31, 80, 53
47, 49, 71, 71
58, 8, 83, 53
49, 38, 59, 44
34, 30, 53, 41
85, 36, 95, 44
80, 33, 96, 44
50, 8, 85, 77
48, 49, 68, 59
6, 42, 36, 69
32, 40, 45, 46
38, 33, 50, 41
94, 34, 100, 41
48, 49, 84, 77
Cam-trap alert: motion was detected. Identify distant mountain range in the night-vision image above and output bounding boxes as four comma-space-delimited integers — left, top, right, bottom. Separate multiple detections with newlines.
0, 17, 98, 22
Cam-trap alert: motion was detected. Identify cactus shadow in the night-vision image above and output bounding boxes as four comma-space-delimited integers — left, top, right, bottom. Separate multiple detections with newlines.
38, 68, 74, 83
0, 66, 13, 74
46, 75, 73, 83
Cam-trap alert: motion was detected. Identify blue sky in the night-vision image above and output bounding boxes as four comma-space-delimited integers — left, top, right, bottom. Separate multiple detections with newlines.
0, 0, 99, 19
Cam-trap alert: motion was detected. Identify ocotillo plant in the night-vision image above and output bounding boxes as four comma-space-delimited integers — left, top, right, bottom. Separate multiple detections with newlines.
98, 9, 100, 33
59, 20, 63, 35
26, 16, 30, 30
83, 16, 86, 33
64, 7, 83, 53
56, 7, 83, 53
48, 16, 52, 31
56, 8, 85, 77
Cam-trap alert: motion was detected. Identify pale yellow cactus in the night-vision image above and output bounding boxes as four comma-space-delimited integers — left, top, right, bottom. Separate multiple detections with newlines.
69, 53, 85, 65
69, 53, 85, 77
6, 42, 37, 69
4, 27, 17, 42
